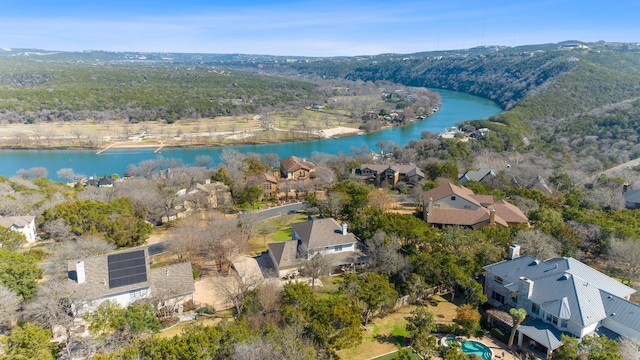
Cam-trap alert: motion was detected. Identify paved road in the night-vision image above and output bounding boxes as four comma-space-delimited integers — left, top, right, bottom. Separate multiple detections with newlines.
148, 202, 305, 256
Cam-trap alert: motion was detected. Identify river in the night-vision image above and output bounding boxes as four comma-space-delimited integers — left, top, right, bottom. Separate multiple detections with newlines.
0, 89, 502, 181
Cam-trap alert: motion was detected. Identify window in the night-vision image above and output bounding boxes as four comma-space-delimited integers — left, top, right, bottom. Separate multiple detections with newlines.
560, 319, 568, 328
546, 313, 558, 325
451, 196, 456, 201
335, 245, 343, 252
532, 303, 540, 315
299, 171, 305, 177
494, 276, 503, 284
492, 291, 505, 304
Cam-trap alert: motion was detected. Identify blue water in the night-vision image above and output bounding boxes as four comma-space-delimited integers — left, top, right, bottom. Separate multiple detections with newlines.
446, 337, 493, 360
0, 89, 502, 181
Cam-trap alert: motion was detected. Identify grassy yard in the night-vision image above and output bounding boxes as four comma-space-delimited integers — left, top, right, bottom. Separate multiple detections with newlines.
337, 295, 459, 360
246, 214, 306, 254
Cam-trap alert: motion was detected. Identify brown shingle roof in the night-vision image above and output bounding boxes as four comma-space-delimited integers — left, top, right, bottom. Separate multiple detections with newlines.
493, 199, 529, 224
292, 218, 357, 251
423, 182, 480, 206
427, 207, 508, 227
247, 172, 278, 184
280, 156, 314, 173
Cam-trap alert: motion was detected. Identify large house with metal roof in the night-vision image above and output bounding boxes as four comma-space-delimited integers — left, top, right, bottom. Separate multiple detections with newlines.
267, 217, 365, 277
422, 182, 528, 229
483, 246, 640, 358
68, 247, 195, 315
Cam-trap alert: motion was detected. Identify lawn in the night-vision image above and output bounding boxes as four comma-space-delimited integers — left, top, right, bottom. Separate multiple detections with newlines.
336, 295, 460, 360
372, 348, 422, 360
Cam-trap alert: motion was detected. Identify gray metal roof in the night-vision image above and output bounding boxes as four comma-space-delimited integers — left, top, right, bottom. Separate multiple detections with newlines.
459, 168, 495, 183
623, 189, 640, 204
518, 319, 565, 350
601, 290, 640, 333
484, 256, 637, 329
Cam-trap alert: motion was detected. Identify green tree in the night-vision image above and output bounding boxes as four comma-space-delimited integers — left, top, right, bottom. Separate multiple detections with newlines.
340, 272, 398, 325
508, 308, 527, 347
553, 334, 622, 360
0, 249, 42, 299
406, 306, 438, 359
235, 184, 263, 209
0, 227, 26, 250
41, 198, 151, 247
242, 158, 271, 177
1, 322, 55, 360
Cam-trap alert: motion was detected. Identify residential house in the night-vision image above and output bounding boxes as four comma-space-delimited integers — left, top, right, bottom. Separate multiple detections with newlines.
68, 247, 194, 315
623, 184, 640, 209
268, 217, 365, 277
422, 182, 528, 229
352, 163, 425, 188
483, 246, 640, 359
194, 180, 233, 208
0, 215, 37, 244
279, 156, 315, 180
458, 168, 496, 184
246, 172, 278, 200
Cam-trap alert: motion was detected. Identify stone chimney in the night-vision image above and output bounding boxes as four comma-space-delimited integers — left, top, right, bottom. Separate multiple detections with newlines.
518, 276, 534, 299
427, 197, 433, 218
76, 260, 86, 284
509, 244, 521, 260
489, 207, 496, 225
341, 222, 348, 235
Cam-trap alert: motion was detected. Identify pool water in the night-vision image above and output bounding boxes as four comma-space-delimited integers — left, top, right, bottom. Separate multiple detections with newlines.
445, 337, 493, 360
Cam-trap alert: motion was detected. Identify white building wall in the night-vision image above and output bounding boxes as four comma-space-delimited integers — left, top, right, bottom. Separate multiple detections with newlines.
11, 219, 37, 243
579, 322, 599, 338
312, 243, 354, 255
601, 318, 640, 341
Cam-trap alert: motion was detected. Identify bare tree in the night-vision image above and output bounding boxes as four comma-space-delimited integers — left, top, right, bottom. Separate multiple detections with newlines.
300, 252, 330, 290
364, 231, 411, 280
608, 238, 640, 289
0, 286, 20, 331
41, 218, 74, 241
46, 236, 116, 278
22, 279, 84, 360
514, 229, 561, 260
56, 168, 75, 184
195, 154, 213, 168
166, 218, 205, 263
618, 337, 640, 360
233, 339, 280, 360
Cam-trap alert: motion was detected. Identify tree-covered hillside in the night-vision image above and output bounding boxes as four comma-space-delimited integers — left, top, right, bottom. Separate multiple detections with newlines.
0, 58, 322, 123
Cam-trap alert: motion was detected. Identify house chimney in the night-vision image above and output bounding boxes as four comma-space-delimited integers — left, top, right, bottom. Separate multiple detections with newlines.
518, 276, 534, 299
509, 244, 521, 260
489, 207, 496, 225
427, 197, 433, 217
76, 260, 86, 284
623, 183, 629, 193
341, 222, 348, 235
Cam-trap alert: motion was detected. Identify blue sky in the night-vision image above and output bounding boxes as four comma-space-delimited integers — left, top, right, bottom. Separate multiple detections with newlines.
1, 0, 638, 56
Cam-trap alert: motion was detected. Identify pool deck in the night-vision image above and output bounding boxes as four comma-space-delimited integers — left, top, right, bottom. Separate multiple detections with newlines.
437, 334, 529, 360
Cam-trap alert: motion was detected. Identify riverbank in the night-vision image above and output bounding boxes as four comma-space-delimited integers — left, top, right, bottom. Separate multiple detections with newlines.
0, 88, 502, 180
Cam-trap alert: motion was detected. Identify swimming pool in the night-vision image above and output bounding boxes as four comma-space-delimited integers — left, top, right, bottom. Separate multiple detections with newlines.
445, 337, 493, 360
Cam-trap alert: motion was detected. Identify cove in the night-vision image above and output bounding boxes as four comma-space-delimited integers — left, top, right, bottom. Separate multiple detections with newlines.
0, 89, 502, 181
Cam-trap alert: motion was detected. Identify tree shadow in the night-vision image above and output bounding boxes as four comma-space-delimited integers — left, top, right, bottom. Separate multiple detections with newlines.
373, 333, 408, 347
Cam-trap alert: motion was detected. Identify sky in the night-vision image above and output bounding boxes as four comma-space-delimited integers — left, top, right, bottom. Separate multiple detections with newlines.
1, 0, 639, 57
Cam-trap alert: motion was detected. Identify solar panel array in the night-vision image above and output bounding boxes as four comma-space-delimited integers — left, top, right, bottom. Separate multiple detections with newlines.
107, 250, 147, 289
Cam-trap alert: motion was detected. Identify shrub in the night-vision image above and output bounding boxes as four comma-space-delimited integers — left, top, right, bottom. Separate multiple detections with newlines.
490, 328, 509, 344
192, 268, 201, 280
197, 307, 216, 315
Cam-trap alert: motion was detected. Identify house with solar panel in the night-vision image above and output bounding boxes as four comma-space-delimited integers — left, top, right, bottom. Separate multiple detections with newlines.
68, 248, 195, 314
483, 245, 640, 359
